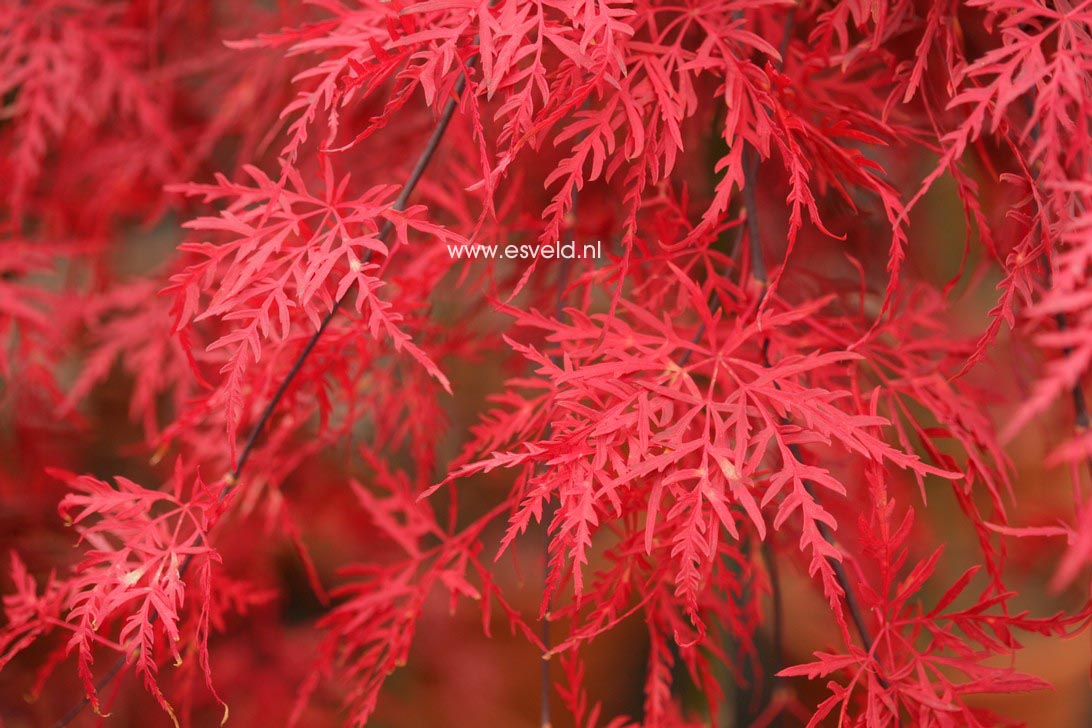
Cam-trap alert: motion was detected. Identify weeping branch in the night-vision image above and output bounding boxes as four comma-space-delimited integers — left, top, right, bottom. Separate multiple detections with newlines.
51, 68, 473, 728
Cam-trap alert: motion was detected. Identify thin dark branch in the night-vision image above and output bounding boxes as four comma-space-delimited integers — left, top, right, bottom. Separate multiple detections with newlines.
694, 15, 800, 725
233, 71, 469, 481
742, 148, 766, 286
762, 539, 784, 670
1054, 312, 1092, 484
753, 263, 880, 661
51, 652, 126, 728
539, 256, 575, 728
730, 10, 877, 658
810, 460, 878, 654
704, 7, 880, 689
52, 67, 473, 728
1023, 96, 1092, 483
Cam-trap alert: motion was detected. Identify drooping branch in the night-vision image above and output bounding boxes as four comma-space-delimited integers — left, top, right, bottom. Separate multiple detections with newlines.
683, 10, 883, 718
233, 71, 470, 480
539, 254, 576, 728
51, 68, 474, 728
729, 7, 876, 657
1022, 97, 1092, 486
744, 172, 879, 661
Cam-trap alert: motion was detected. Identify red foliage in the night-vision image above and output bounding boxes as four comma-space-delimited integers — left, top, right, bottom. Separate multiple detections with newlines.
1, 0, 1091, 726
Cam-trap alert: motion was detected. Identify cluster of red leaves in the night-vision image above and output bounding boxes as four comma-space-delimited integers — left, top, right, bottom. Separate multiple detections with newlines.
781, 467, 1068, 727
2, 0, 1091, 726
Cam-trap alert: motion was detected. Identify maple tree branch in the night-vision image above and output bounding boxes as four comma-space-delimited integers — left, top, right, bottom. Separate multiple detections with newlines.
805, 466, 877, 652
51, 651, 126, 728
538, 87, 589, 726
540, 257, 575, 728
51, 68, 473, 728
1022, 96, 1092, 484
756, 308, 879, 659
742, 148, 766, 286
540, 615, 552, 728
233, 71, 470, 480
739, 15, 876, 708
737, 58, 891, 700
1054, 312, 1092, 484
762, 540, 784, 670
740, 130, 879, 667
694, 17, 797, 721
726, 10, 877, 654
